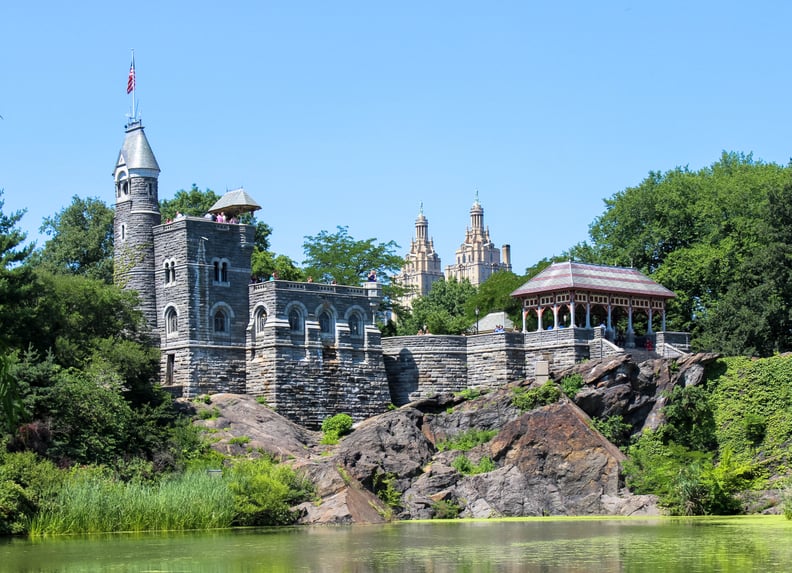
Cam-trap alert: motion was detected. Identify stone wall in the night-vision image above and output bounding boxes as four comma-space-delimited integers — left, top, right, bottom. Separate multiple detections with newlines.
246, 281, 389, 429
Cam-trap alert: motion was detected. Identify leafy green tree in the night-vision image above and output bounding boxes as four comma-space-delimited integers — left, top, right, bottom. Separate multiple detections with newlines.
465, 271, 525, 326
251, 249, 303, 281
567, 152, 792, 353
159, 185, 221, 220
397, 278, 476, 335
0, 191, 36, 351
36, 196, 114, 283
302, 226, 403, 286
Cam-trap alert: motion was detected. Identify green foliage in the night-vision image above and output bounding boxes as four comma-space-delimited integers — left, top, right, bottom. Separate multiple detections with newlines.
373, 470, 401, 510
159, 185, 221, 220
590, 415, 632, 447
36, 195, 115, 284
454, 387, 482, 400
0, 353, 24, 435
29, 468, 237, 534
198, 407, 220, 420
302, 225, 403, 287
656, 384, 718, 452
255, 395, 269, 406
320, 413, 354, 445
228, 436, 251, 445
782, 486, 792, 520
623, 432, 750, 515
226, 457, 313, 526
464, 271, 525, 327
397, 277, 477, 335
251, 249, 303, 281
560, 373, 585, 398
512, 380, 561, 412
0, 451, 62, 535
431, 499, 461, 519
451, 455, 495, 475
708, 356, 792, 469
436, 429, 498, 452
566, 153, 792, 355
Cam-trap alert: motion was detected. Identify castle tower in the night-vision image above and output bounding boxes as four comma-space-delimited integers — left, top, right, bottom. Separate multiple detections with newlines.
445, 194, 512, 287
113, 120, 161, 332
395, 205, 444, 308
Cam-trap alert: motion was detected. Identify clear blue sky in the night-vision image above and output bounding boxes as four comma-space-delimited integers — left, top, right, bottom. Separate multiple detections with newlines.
2, 1, 791, 275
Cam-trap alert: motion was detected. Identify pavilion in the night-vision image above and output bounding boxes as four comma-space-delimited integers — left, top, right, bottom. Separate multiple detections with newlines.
511, 261, 676, 348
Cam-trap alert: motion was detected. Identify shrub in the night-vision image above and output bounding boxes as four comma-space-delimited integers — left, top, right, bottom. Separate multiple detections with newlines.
373, 470, 401, 510
436, 428, 498, 452
226, 457, 313, 526
321, 413, 354, 445
591, 415, 632, 447
454, 388, 482, 400
431, 499, 461, 519
782, 485, 792, 520
560, 373, 585, 398
198, 407, 220, 420
228, 436, 251, 445
452, 455, 495, 476
512, 380, 561, 412
255, 396, 269, 406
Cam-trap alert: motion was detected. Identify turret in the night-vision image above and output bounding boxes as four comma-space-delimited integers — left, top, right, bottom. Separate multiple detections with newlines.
113, 119, 161, 332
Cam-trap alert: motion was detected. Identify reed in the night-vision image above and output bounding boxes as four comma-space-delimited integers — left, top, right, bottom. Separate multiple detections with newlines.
28, 470, 235, 535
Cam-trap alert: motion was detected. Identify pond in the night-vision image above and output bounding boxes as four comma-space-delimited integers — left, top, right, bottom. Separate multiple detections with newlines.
1, 516, 790, 572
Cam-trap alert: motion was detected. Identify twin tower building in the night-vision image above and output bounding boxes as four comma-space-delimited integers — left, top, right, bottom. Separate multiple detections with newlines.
112, 118, 511, 425
396, 199, 512, 307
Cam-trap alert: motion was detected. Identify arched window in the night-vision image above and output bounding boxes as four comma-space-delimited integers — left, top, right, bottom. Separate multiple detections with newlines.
120, 224, 126, 241
165, 307, 178, 335
288, 308, 303, 332
255, 307, 267, 337
164, 260, 176, 284
319, 310, 332, 334
212, 258, 230, 284
214, 310, 227, 333
348, 313, 363, 337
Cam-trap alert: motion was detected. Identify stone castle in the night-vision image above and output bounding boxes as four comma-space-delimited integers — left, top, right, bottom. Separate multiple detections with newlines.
113, 119, 689, 429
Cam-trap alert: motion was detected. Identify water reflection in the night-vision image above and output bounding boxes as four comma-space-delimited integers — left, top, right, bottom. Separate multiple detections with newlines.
1, 517, 790, 572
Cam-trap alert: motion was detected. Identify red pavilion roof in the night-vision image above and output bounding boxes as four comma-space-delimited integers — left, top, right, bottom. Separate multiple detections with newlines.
511, 262, 675, 299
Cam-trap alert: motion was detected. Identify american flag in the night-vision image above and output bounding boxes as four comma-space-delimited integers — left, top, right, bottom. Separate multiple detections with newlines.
127, 58, 135, 94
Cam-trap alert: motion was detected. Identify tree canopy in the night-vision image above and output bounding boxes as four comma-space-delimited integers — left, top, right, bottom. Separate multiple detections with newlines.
36, 195, 115, 284
302, 226, 403, 287
567, 152, 792, 355
396, 277, 477, 335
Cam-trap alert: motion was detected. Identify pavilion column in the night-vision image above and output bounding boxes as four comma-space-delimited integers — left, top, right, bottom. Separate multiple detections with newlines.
661, 307, 667, 331
569, 300, 576, 328
521, 302, 528, 333
606, 303, 613, 339
647, 307, 654, 335
552, 304, 559, 329
585, 302, 591, 329
536, 307, 543, 331
626, 301, 635, 348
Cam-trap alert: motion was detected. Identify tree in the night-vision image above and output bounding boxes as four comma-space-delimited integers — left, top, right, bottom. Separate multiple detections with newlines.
566, 152, 792, 353
251, 249, 303, 281
302, 226, 403, 286
0, 190, 35, 351
397, 278, 476, 335
464, 271, 525, 326
37, 196, 115, 283
159, 185, 221, 220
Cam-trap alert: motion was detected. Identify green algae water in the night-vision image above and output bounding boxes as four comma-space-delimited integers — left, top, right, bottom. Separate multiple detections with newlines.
2, 517, 790, 572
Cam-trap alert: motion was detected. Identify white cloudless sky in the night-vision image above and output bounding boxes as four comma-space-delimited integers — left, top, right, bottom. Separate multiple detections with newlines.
1, 1, 791, 274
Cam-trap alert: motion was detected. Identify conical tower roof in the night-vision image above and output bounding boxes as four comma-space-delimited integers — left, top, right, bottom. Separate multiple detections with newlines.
114, 121, 160, 173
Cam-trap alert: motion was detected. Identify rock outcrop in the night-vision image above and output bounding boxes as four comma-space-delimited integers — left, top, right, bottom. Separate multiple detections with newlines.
189, 354, 717, 524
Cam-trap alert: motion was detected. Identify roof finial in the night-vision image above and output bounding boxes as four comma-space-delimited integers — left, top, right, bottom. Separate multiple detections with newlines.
419, 201, 424, 215
474, 188, 480, 206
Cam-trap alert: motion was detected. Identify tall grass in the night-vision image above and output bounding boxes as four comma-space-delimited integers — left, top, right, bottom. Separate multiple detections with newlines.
28, 470, 235, 535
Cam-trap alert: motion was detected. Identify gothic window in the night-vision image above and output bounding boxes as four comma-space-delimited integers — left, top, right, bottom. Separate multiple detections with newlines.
165, 307, 178, 335
148, 182, 153, 197
255, 307, 267, 337
164, 260, 176, 284
348, 313, 362, 337
122, 181, 129, 195
319, 310, 332, 334
214, 310, 227, 333
288, 308, 303, 333
212, 258, 230, 284
120, 224, 126, 241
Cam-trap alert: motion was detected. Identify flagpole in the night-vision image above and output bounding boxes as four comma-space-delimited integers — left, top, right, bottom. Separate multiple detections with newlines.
130, 49, 136, 121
